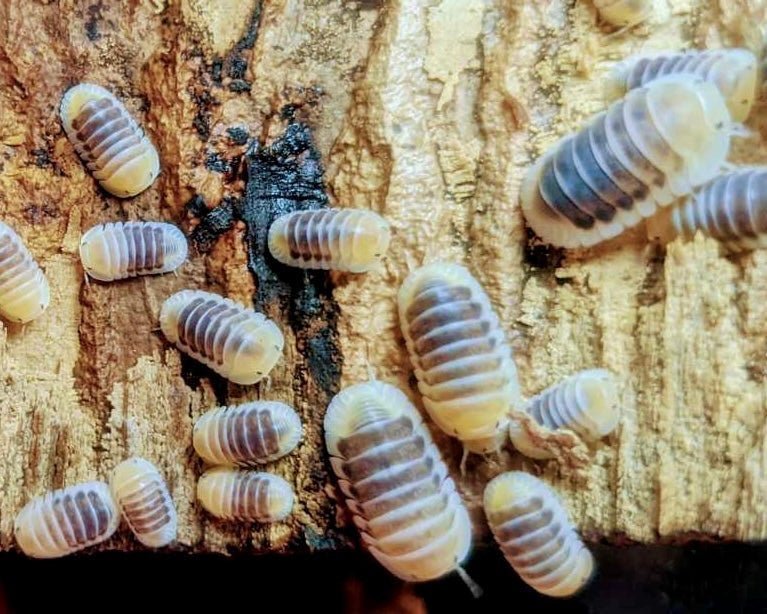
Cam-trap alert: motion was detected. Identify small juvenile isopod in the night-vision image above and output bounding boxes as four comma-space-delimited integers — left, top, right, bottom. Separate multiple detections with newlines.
14, 481, 120, 558
0, 221, 50, 323
193, 401, 303, 466
606, 49, 758, 122
324, 381, 473, 583
521, 76, 732, 248
484, 472, 595, 598
398, 262, 521, 453
60, 83, 160, 197
267, 208, 391, 273
79, 221, 188, 282
196, 467, 294, 522
509, 369, 620, 460
110, 458, 177, 548
160, 289, 284, 385
593, 0, 652, 28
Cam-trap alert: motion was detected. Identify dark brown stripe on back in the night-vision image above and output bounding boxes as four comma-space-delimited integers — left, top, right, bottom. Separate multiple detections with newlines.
352, 455, 434, 502
406, 284, 472, 322
362, 474, 442, 519
257, 409, 280, 457
414, 320, 491, 356
76, 106, 122, 141
343, 436, 426, 482
408, 301, 483, 339
70, 97, 112, 131
53, 496, 79, 547
178, 298, 206, 349
337, 416, 414, 459
202, 303, 230, 359
257, 476, 270, 519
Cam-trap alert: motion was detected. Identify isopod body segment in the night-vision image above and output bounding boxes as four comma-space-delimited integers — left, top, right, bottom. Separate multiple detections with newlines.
268, 208, 391, 273
110, 458, 177, 548
14, 481, 120, 558
60, 83, 160, 197
593, 0, 652, 28
324, 381, 473, 582
0, 221, 50, 323
484, 472, 594, 598
160, 290, 284, 385
196, 467, 294, 522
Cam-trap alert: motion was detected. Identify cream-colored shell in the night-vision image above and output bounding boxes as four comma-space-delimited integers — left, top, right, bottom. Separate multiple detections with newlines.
0, 221, 50, 323
593, 0, 652, 28
196, 467, 294, 522
484, 472, 594, 598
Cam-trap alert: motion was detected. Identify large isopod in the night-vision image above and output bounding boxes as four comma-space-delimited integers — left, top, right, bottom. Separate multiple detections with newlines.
79, 221, 187, 282
160, 289, 284, 385
606, 49, 758, 122
521, 76, 732, 248
398, 262, 521, 453
484, 472, 594, 598
60, 83, 160, 197
509, 369, 620, 460
0, 221, 50, 323
325, 381, 473, 583
110, 458, 177, 548
193, 401, 303, 466
593, 0, 652, 28
196, 467, 294, 522
268, 208, 391, 273
14, 481, 120, 558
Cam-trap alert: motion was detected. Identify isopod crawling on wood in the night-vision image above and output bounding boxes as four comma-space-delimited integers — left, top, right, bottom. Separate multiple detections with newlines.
521, 76, 732, 248
110, 458, 177, 548
60, 83, 160, 197
79, 221, 187, 282
593, 0, 652, 28
160, 289, 284, 385
0, 221, 50, 324
196, 467, 294, 522
268, 208, 391, 273
484, 472, 595, 598
193, 401, 303, 466
14, 481, 120, 558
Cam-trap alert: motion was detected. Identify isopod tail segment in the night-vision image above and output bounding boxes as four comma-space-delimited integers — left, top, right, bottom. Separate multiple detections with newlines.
593, 0, 652, 32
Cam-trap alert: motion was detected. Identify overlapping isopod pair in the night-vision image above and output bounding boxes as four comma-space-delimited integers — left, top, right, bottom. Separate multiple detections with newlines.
196, 467, 294, 522
0, 221, 49, 324
593, 0, 652, 28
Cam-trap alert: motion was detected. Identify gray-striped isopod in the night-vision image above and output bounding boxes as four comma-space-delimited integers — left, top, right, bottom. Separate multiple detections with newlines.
193, 401, 303, 466
160, 290, 284, 385
196, 467, 294, 522
14, 481, 120, 558
79, 221, 187, 282
593, 0, 652, 28
484, 472, 594, 598
521, 76, 732, 248
268, 208, 391, 273
60, 83, 160, 197
110, 458, 177, 548
0, 221, 50, 324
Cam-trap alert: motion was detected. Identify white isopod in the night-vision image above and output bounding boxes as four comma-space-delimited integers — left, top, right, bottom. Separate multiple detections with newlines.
0, 221, 50, 324
196, 467, 294, 522
593, 0, 652, 28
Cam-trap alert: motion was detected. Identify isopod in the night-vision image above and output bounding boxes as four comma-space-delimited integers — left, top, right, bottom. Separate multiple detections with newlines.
324, 381, 473, 583
398, 262, 521, 453
0, 221, 50, 323
110, 458, 177, 548
79, 221, 187, 282
521, 76, 732, 248
60, 83, 160, 197
593, 0, 652, 28
268, 208, 391, 273
606, 49, 758, 122
193, 401, 303, 466
196, 467, 294, 522
14, 481, 120, 558
509, 369, 620, 460
160, 289, 284, 385
484, 472, 594, 598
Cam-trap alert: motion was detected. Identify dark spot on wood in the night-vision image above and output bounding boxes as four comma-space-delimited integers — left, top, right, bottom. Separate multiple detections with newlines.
233, 2, 262, 53
185, 194, 208, 218
178, 354, 228, 406
228, 57, 248, 80
191, 89, 216, 140
524, 228, 564, 271
190, 197, 236, 253
210, 59, 223, 85
85, 1, 105, 42
228, 79, 252, 93
204, 152, 231, 174
637, 242, 666, 307
22, 202, 59, 225
227, 126, 250, 145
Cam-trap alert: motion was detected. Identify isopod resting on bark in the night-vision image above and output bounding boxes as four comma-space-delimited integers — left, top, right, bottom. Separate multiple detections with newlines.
110, 458, 177, 548
509, 369, 620, 460
160, 290, 284, 385
398, 262, 521, 453
60, 83, 160, 197
196, 467, 294, 522
484, 472, 594, 598
606, 49, 758, 122
193, 401, 303, 466
79, 221, 187, 282
521, 76, 732, 248
324, 381, 474, 583
14, 481, 120, 558
268, 208, 391, 273
593, 0, 652, 28
0, 221, 50, 324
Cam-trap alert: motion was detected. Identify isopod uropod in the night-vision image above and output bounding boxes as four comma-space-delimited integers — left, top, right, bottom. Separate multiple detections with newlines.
268, 208, 391, 273
484, 472, 595, 598
160, 289, 284, 385
593, 0, 652, 28
110, 457, 178, 548
193, 401, 303, 466
196, 467, 294, 522
521, 76, 732, 248
0, 221, 50, 324
79, 221, 188, 282
14, 481, 120, 558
